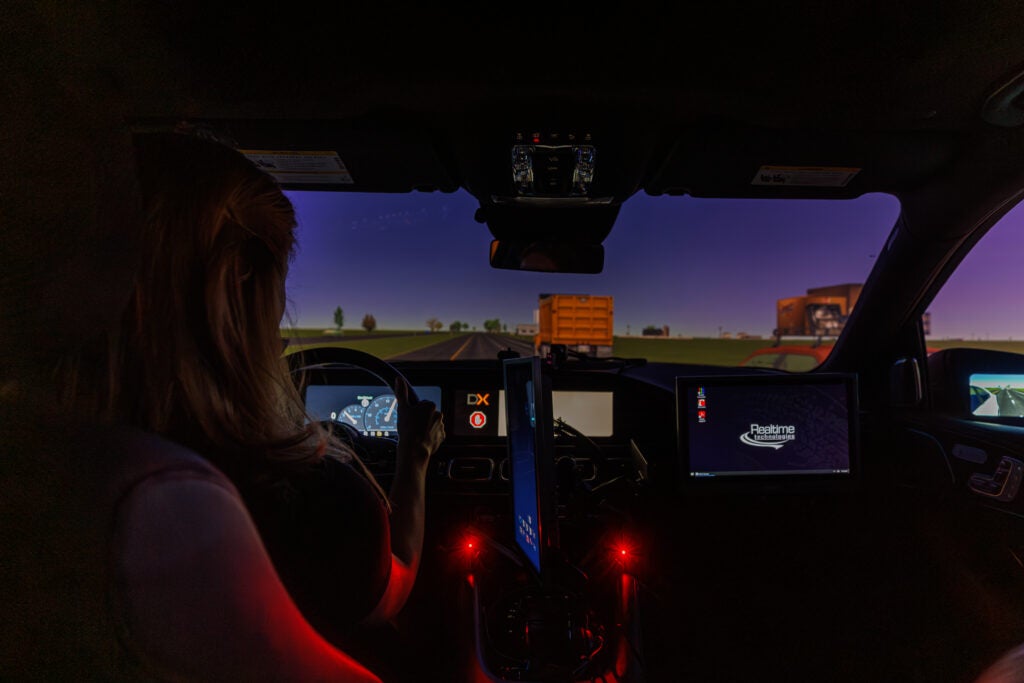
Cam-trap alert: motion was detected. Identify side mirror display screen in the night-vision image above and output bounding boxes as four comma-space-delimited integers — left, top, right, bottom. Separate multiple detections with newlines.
969, 374, 1024, 417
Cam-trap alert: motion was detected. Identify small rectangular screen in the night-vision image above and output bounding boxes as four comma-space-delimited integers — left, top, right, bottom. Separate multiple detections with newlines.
304, 385, 443, 436
498, 391, 613, 437
678, 375, 856, 479
969, 374, 1024, 417
505, 360, 543, 574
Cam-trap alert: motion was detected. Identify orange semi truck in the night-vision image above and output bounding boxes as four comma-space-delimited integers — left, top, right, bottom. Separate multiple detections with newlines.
535, 294, 614, 358
775, 283, 862, 339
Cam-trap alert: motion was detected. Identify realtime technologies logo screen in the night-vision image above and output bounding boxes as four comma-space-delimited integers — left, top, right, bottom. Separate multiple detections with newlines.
739, 423, 796, 450
687, 380, 851, 477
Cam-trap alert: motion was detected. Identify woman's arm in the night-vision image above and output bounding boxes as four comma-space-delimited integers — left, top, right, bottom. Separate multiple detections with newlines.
364, 377, 444, 624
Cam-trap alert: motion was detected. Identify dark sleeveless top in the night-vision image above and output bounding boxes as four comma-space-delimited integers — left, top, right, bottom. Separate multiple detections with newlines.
1, 401, 390, 679
0, 405, 223, 680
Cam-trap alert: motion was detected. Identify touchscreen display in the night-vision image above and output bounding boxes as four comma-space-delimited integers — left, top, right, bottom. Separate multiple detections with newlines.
305, 385, 443, 437
969, 374, 1024, 417
678, 375, 855, 479
505, 361, 543, 574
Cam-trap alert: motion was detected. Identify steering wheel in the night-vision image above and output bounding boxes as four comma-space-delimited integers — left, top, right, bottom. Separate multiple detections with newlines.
287, 346, 419, 403
288, 346, 419, 473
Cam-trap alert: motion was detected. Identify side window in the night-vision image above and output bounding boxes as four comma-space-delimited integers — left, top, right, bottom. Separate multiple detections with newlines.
926, 200, 1024, 418
926, 201, 1023, 353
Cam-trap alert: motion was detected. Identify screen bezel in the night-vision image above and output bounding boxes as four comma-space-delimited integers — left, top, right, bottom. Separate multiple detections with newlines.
503, 356, 558, 582
676, 372, 860, 490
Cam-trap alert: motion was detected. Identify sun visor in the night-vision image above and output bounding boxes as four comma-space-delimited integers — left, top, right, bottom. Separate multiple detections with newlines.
131, 117, 458, 193
645, 126, 955, 199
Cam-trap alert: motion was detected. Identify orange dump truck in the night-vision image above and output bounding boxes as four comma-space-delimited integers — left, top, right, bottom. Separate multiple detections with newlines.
535, 294, 614, 358
775, 283, 862, 338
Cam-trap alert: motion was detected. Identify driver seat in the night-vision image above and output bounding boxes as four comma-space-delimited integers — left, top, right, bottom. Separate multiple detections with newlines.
0, 402, 381, 681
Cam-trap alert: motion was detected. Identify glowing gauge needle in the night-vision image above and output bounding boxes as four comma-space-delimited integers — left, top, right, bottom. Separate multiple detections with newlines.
338, 404, 366, 426
384, 396, 397, 423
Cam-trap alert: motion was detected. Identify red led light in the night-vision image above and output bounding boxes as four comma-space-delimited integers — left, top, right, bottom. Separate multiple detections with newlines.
460, 531, 480, 556
613, 537, 637, 563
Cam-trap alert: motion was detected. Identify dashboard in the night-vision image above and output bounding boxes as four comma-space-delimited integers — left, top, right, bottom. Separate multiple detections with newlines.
302, 359, 860, 495
300, 359, 682, 495
297, 355, 993, 681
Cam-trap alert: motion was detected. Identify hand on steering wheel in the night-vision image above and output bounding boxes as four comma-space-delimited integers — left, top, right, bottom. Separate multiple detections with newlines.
288, 346, 444, 471
394, 375, 445, 469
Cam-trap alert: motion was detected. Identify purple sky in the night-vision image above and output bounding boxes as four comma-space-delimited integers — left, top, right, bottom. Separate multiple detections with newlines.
927, 199, 1024, 340
282, 189, 1021, 339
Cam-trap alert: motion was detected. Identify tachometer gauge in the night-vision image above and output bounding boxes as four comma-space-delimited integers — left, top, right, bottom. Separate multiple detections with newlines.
335, 403, 366, 428
364, 394, 398, 435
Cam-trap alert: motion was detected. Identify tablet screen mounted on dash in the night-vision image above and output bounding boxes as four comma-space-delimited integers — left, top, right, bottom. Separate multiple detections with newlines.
677, 374, 858, 480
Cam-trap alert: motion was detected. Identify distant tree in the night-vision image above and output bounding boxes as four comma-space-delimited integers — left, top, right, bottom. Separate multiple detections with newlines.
333, 306, 344, 330
642, 325, 663, 336
362, 314, 377, 332
426, 317, 443, 333
449, 320, 463, 332
483, 318, 501, 333
502, 323, 508, 332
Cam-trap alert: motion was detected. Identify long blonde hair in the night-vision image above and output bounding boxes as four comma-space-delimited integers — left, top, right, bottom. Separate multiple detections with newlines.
120, 134, 340, 486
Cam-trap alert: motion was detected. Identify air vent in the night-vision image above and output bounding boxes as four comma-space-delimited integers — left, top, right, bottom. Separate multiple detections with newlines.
447, 457, 494, 482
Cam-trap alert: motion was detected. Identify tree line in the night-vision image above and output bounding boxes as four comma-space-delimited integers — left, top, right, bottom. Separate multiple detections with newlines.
333, 307, 376, 332
332, 307, 511, 334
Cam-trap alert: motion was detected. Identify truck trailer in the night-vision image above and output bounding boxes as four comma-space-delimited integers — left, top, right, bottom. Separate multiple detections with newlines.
535, 294, 614, 358
775, 283, 862, 340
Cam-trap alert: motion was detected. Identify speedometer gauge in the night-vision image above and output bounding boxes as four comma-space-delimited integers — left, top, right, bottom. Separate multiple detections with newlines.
335, 403, 366, 428
364, 394, 398, 435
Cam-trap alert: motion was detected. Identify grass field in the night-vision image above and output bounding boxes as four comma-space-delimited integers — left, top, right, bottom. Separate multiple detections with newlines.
927, 340, 1024, 354
283, 330, 1024, 365
612, 337, 815, 365
286, 332, 469, 358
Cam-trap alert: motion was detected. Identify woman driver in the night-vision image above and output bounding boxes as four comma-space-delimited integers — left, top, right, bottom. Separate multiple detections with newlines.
123, 132, 445, 640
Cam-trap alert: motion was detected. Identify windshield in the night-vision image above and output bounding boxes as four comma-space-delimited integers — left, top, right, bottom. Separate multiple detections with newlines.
283, 190, 900, 366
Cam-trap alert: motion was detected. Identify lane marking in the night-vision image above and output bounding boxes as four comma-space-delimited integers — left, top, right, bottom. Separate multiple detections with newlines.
449, 335, 474, 361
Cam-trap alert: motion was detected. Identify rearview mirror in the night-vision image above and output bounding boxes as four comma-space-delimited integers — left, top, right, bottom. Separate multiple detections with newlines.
489, 240, 604, 274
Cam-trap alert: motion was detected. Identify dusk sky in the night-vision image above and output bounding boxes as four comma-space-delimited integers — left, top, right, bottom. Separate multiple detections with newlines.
283, 189, 1022, 339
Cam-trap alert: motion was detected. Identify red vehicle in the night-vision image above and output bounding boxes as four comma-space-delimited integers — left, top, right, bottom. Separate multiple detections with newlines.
739, 345, 835, 371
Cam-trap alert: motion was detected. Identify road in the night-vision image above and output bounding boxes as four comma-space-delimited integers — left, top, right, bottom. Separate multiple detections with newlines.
997, 387, 1024, 417
390, 333, 535, 361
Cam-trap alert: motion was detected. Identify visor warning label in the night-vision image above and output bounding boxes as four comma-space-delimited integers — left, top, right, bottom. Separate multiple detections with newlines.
751, 165, 860, 188
240, 150, 354, 185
